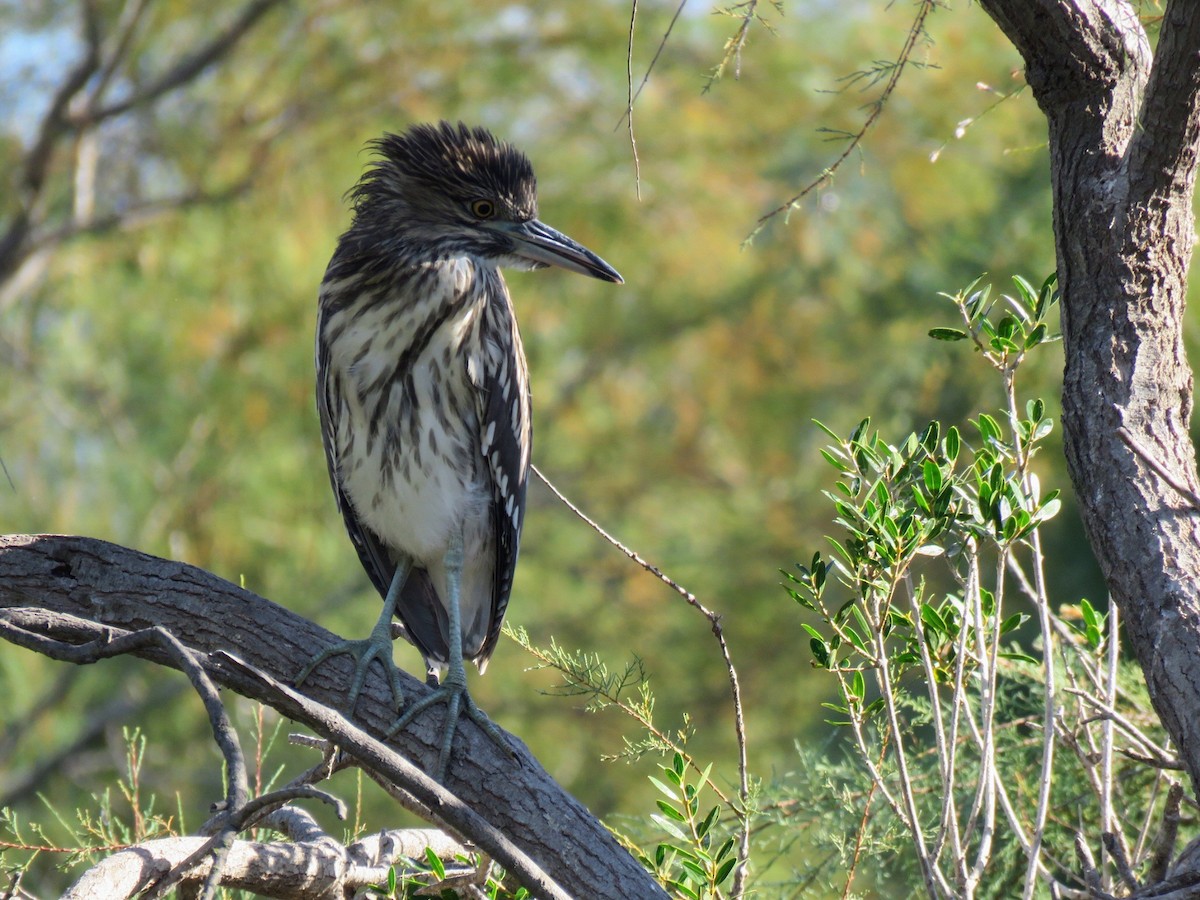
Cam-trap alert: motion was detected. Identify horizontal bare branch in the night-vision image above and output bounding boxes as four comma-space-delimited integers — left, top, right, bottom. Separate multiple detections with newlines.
61, 827, 468, 900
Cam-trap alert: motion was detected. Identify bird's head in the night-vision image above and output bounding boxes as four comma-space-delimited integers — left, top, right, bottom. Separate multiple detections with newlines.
350, 121, 622, 284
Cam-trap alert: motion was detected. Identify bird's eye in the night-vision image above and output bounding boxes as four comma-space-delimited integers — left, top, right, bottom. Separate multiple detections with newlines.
471, 199, 496, 219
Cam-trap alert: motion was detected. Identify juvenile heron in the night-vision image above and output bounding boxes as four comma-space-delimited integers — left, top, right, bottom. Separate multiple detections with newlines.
297, 121, 622, 780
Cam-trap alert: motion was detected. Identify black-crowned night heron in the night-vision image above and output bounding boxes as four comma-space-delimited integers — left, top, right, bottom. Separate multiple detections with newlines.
296, 121, 622, 780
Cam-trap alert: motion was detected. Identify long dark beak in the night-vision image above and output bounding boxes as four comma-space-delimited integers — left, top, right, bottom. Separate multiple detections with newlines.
498, 219, 623, 284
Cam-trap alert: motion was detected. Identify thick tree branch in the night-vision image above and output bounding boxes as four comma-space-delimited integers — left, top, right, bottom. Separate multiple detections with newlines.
0, 533, 667, 900
1128, 1, 1200, 202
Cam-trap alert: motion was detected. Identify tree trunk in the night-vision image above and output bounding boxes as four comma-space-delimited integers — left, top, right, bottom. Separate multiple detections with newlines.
978, 0, 1200, 790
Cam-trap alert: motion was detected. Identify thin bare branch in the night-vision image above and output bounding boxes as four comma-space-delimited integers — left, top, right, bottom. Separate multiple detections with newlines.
704, 0, 769, 93
745, 0, 936, 244
624, 0, 642, 199
531, 464, 752, 896
73, 0, 287, 126
0, 619, 250, 900
1118, 427, 1200, 510
214, 650, 575, 900
616, 0, 689, 128
89, 0, 154, 106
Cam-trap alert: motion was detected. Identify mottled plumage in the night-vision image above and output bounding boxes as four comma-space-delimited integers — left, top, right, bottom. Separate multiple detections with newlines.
299, 122, 621, 780
317, 250, 529, 669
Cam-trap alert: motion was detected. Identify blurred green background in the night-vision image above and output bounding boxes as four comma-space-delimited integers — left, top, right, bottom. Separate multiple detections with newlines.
0, 0, 1133, 892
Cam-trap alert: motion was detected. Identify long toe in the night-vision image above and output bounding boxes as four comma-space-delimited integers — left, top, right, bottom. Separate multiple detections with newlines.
384, 682, 510, 782
295, 636, 406, 715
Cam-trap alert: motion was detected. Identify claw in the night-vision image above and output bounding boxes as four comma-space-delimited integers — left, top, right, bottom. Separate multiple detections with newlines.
387, 677, 512, 782
295, 560, 412, 714
295, 633, 405, 713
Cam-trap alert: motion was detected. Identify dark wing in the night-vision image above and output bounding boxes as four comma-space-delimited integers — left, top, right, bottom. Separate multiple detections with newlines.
471, 307, 532, 667
315, 313, 396, 602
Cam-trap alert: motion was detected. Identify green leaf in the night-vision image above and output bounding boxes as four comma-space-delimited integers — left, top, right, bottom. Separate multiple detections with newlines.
1011, 273, 1037, 314
843, 623, 867, 653
989, 335, 1021, 354
922, 458, 943, 493
1000, 613, 1027, 634
980, 587, 995, 617
425, 846, 446, 880
1036, 271, 1059, 319
912, 484, 931, 512
697, 805, 719, 838
652, 814, 689, 842
656, 800, 686, 822
1079, 598, 1106, 648
945, 426, 961, 461
996, 314, 1021, 339
1003, 512, 1018, 542
715, 857, 737, 884
1035, 497, 1062, 522
977, 413, 1001, 444
964, 281, 991, 320
667, 842, 699, 864
649, 776, 678, 800
820, 448, 849, 472
929, 327, 968, 341
787, 586, 815, 611
813, 418, 843, 442
850, 417, 872, 445
920, 604, 947, 636
810, 637, 830, 668
715, 836, 736, 861
999, 651, 1038, 664
849, 669, 866, 702
920, 421, 940, 452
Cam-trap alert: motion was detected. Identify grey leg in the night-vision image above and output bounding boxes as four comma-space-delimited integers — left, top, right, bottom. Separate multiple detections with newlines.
387, 530, 509, 781
295, 556, 412, 714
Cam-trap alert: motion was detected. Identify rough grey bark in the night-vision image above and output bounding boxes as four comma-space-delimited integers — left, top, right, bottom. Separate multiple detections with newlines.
0, 533, 668, 900
977, 0, 1200, 791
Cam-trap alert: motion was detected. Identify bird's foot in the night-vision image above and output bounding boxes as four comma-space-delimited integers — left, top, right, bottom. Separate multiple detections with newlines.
386, 676, 511, 782
294, 634, 406, 715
